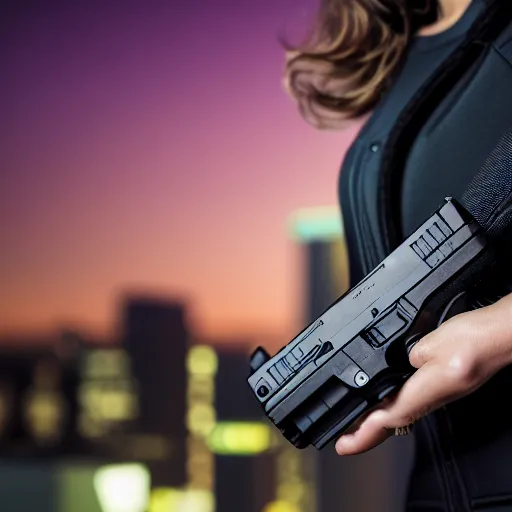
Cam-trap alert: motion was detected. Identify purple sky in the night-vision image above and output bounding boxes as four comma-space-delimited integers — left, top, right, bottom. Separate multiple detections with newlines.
0, 0, 360, 346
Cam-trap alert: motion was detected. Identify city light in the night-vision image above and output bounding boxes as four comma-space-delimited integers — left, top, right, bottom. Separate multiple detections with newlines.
207, 421, 273, 455
78, 348, 139, 439
148, 488, 214, 512
179, 490, 214, 512
93, 464, 150, 512
186, 345, 217, 496
263, 501, 301, 512
83, 350, 130, 379
23, 357, 66, 443
274, 441, 316, 512
287, 206, 342, 242
148, 488, 183, 512
186, 346, 218, 376
186, 402, 216, 437
24, 389, 65, 443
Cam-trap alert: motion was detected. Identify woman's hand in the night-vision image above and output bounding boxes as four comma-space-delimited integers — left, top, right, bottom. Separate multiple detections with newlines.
335, 293, 512, 456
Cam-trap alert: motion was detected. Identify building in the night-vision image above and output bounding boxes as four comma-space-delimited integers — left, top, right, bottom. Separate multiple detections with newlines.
210, 345, 275, 512
288, 206, 414, 512
0, 330, 101, 456
121, 296, 189, 488
0, 330, 151, 512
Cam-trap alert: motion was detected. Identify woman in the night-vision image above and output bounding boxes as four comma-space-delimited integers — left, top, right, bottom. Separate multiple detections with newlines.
285, 0, 512, 510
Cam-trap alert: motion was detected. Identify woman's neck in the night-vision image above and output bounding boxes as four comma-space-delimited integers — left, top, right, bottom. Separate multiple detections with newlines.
418, 0, 473, 36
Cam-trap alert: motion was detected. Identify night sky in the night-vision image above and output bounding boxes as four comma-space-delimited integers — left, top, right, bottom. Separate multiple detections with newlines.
0, 0, 361, 345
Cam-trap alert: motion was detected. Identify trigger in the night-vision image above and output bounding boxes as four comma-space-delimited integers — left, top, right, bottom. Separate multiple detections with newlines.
405, 333, 424, 357
438, 291, 469, 326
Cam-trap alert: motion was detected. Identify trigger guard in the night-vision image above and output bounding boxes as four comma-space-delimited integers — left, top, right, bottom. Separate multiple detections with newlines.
438, 291, 469, 327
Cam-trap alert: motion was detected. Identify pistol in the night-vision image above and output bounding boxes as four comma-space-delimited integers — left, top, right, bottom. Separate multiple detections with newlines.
247, 198, 495, 450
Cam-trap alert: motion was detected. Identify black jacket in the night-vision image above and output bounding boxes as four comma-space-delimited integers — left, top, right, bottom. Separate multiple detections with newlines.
339, 2, 512, 510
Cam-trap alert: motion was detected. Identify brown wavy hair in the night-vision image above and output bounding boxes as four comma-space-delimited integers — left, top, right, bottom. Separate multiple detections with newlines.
283, 0, 438, 129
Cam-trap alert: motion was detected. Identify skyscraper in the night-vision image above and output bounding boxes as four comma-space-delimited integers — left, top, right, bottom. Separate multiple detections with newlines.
211, 345, 275, 512
122, 296, 188, 488
288, 206, 414, 512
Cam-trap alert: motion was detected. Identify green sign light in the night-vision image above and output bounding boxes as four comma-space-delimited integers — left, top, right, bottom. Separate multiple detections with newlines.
207, 421, 273, 456
287, 206, 343, 242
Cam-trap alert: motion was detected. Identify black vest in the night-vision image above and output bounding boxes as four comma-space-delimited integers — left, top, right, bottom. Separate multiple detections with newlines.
341, 2, 512, 510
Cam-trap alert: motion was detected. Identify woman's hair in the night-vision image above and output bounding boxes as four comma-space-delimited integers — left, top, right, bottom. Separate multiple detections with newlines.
283, 0, 438, 129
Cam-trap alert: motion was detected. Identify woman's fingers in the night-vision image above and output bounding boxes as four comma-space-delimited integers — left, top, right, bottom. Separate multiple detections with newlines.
336, 361, 462, 454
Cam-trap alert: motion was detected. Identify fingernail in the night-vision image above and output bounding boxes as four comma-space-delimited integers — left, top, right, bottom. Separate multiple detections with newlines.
335, 443, 345, 455
335, 436, 351, 455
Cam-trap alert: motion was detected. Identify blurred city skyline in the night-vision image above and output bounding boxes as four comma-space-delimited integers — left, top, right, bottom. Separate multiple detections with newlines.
0, 0, 362, 347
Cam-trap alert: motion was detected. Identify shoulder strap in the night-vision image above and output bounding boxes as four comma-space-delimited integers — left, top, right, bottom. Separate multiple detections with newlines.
378, 0, 512, 254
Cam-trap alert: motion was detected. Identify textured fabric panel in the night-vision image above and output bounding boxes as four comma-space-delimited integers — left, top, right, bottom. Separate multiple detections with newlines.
462, 129, 512, 239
